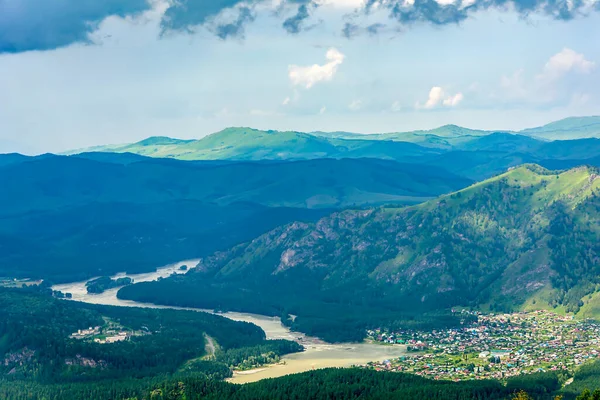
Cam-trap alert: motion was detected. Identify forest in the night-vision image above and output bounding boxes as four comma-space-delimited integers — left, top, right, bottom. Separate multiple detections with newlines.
0, 287, 302, 385
118, 276, 474, 343
86, 276, 133, 294
4, 285, 599, 399
2, 366, 599, 400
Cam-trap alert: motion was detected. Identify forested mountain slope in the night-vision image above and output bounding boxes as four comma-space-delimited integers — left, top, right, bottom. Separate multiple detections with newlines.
120, 165, 600, 340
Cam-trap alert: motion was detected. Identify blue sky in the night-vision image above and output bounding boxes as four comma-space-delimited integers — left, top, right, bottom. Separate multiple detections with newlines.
0, 0, 599, 154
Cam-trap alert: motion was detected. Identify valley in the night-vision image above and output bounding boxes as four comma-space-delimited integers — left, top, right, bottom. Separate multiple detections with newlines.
50, 259, 600, 388
51, 261, 408, 384
3, 2, 600, 395
3, 117, 600, 399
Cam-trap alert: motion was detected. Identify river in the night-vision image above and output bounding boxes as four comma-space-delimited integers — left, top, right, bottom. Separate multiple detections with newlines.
51, 260, 406, 384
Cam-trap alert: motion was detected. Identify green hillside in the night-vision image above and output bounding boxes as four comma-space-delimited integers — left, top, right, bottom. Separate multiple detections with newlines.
119, 165, 600, 340
72, 127, 442, 161
65, 124, 497, 159
62, 119, 600, 181
520, 116, 600, 140
67, 118, 600, 163
78, 124, 492, 158
120, 128, 339, 160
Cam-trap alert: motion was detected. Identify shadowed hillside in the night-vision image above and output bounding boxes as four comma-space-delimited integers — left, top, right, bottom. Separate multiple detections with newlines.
0, 154, 470, 281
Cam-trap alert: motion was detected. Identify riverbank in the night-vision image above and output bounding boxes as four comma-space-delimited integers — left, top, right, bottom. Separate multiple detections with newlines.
227, 343, 407, 383
51, 261, 406, 384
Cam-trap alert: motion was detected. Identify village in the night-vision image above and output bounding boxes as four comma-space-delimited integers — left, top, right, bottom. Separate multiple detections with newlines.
69, 318, 149, 344
364, 310, 600, 381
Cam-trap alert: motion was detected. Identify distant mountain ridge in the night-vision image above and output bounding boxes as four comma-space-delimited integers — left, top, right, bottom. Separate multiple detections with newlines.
62, 117, 600, 166
55, 117, 600, 184
65, 127, 442, 161
520, 116, 600, 140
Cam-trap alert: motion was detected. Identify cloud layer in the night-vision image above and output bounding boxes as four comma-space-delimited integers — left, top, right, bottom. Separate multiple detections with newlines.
283, 1, 321, 33
364, 0, 600, 27
0, 0, 150, 53
2, 0, 600, 53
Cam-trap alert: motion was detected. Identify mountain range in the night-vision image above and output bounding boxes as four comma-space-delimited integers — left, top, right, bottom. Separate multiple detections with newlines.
64, 117, 600, 181
68, 116, 600, 156
3, 116, 600, 339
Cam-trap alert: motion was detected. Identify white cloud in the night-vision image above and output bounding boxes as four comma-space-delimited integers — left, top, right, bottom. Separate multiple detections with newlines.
497, 49, 596, 105
537, 48, 595, 82
417, 86, 464, 109
288, 48, 345, 89
424, 86, 444, 109
443, 92, 464, 107
348, 99, 363, 111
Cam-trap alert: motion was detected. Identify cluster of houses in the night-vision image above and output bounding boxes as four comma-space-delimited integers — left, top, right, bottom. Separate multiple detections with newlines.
94, 331, 129, 344
70, 326, 101, 339
69, 322, 145, 344
365, 310, 600, 381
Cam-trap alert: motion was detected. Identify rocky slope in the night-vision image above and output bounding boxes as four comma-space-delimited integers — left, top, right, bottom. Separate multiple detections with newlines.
192, 165, 600, 313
